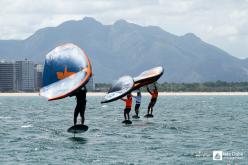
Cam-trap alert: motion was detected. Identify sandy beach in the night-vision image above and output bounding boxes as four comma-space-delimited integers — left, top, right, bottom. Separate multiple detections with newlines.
1, 92, 248, 96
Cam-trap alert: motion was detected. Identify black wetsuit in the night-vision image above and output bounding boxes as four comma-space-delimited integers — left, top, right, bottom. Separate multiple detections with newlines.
74, 89, 87, 125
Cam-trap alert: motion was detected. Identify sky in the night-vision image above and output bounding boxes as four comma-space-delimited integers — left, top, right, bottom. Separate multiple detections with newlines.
1, 0, 248, 59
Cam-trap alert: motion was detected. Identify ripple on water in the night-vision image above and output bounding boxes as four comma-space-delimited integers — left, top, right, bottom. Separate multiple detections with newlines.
21, 124, 33, 128
0, 96, 247, 164
0, 116, 12, 119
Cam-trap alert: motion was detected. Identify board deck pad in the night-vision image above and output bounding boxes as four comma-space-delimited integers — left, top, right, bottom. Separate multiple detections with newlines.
67, 124, 88, 133
144, 114, 154, 118
122, 120, 132, 124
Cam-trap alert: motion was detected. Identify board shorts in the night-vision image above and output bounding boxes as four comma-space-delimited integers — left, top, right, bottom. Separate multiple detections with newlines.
124, 107, 131, 113
149, 98, 157, 107
135, 104, 140, 110
151, 98, 157, 103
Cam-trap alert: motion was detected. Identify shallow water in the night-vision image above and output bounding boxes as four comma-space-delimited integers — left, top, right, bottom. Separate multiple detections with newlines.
0, 96, 247, 164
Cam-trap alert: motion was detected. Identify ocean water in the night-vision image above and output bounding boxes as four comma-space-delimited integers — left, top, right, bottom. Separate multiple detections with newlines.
0, 96, 247, 165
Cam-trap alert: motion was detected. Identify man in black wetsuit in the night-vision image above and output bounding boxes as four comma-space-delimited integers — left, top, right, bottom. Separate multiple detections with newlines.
74, 87, 87, 125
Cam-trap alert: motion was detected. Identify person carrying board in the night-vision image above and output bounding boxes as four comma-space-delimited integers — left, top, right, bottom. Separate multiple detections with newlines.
74, 87, 87, 125
121, 93, 132, 124
132, 90, 142, 118
145, 84, 158, 118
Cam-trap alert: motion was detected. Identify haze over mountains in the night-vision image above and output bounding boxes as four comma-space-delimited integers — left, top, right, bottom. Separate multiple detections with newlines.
0, 17, 247, 83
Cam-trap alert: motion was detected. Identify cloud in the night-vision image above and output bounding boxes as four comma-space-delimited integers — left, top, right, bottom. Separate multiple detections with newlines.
0, 0, 248, 58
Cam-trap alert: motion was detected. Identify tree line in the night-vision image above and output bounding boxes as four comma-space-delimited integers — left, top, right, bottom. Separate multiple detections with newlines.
95, 81, 248, 92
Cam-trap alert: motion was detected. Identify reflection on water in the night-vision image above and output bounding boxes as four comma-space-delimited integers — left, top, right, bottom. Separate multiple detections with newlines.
68, 137, 88, 144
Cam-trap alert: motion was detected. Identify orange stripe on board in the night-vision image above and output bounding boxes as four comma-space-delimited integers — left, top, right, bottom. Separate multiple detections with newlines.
56, 67, 76, 80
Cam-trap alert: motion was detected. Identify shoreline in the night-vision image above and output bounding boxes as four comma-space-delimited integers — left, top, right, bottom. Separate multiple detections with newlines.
1, 92, 248, 96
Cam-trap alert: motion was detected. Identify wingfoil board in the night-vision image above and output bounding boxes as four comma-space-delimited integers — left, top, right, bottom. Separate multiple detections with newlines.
67, 124, 88, 133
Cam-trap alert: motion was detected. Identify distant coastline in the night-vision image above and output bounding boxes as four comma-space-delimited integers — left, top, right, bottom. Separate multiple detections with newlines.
1, 92, 248, 97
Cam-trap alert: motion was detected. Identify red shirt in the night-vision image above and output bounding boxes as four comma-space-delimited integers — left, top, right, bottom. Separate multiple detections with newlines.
122, 97, 132, 108
151, 90, 158, 99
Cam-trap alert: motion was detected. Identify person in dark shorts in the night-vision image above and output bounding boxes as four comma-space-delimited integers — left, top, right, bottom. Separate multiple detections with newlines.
132, 90, 141, 118
73, 87, 87, 125
146, 84, 158, 117
121, 93, 132, 121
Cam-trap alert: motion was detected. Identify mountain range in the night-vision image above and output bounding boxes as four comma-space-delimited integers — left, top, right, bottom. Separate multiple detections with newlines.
0, 17, 247, 83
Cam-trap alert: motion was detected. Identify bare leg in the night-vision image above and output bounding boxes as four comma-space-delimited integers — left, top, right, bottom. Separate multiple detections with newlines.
147, 102, 152, 114
135, 108, 138, 116
151, 101, 156, 115
135, 104, 140, 116
124, 109, 127, 120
